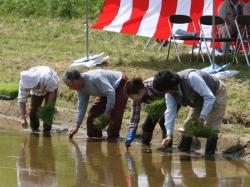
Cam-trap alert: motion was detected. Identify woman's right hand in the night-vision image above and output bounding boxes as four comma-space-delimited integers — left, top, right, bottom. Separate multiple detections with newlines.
20, 117, 28, 129
69, 127, 79, 139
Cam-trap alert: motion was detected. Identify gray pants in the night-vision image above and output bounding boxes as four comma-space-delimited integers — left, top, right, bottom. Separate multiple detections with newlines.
183, 81, 227, 130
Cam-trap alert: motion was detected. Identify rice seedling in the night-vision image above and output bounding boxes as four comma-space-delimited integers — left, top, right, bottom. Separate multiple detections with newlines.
93, 114, 113, 130
38, 103, 56, 128
145, 98, 166, 119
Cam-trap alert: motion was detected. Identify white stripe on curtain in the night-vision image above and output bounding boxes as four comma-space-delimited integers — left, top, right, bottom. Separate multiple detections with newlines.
103, 0, 133, 32
137, 0, 162, 37
171, 0, 192, 43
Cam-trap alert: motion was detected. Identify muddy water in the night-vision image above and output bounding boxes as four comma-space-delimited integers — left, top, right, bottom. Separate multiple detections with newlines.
0, 127, 250, 186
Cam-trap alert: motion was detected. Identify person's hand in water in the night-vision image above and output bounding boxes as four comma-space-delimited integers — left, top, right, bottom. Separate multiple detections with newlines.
69, 127, 79, 139
20, 117, 28, 129
161, 135, 173, 148
125, 129, 136, 150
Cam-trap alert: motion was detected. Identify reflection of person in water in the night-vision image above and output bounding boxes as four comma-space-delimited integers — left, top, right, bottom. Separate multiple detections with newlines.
72, 140, 127, 186
141, 149, 166, 187
160, 155, 174, 186
17, 134, 57, 187
125, 153, 138, 187
105, 142, 127, 186
178, 156, 218, 186
69, 139, 92, 187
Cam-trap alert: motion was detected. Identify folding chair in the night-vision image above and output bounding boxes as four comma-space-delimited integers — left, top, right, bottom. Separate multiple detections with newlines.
167, 15, 199, 63
235, 15, 250, 67
199, 15, 238, 64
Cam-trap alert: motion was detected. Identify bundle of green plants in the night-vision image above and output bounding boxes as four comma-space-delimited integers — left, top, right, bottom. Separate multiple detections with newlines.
145, 98, 166, 119
93, 114, 113, 130
185, 120, 219, 138
38, 103, 56, 126
0, 82, 19, 99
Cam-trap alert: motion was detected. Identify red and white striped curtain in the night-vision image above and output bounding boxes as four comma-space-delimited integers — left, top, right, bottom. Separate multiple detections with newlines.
92, 0, 226, 40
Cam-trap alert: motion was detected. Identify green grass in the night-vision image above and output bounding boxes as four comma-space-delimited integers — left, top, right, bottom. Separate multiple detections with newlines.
0, 0, 103, 19
0, 82, 19, 99
221, 125, 250, 135
0, 15, 249, 128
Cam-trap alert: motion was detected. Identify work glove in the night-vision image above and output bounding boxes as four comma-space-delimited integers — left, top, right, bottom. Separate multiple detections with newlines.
125, 128, 136, 148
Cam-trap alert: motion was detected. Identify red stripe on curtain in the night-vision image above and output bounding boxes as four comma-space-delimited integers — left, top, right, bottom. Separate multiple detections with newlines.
91, 0, 121, 29
153, 0, 178, 40
185, 0, 204, 44
120, 0, 149, 34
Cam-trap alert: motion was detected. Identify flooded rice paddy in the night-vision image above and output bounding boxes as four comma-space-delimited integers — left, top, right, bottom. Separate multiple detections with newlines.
0, 119, 250, 187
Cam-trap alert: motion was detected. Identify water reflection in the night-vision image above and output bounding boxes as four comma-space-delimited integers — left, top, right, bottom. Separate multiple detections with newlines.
9, 132, 250, 187
119, 147, 250, 187
177, 156, 218, 186
69, 139, 91, 187
17, 134, 57, 187
141, 148, 166, 187
125, 153, 138, 187
70, 139, 127, 187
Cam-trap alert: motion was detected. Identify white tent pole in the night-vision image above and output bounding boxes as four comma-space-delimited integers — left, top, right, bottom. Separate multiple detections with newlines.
212, 0, 215, 67
85, 0, 89, 60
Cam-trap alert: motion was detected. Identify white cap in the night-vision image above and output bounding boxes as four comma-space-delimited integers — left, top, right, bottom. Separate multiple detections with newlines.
20, 69, 40, 89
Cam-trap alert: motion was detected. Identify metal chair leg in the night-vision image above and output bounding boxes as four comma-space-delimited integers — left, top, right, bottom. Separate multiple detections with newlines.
172, 37, 181, 63
240, 37, 250, 66
158, 40, 166, 51
190, 40, 195, 62
203, 38, 213, 64
167, 39, 172, 62
143, 38, 153, 52
198, 42, 205, 63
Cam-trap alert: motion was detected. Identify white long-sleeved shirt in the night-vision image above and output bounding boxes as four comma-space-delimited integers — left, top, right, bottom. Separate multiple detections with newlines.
165, 71, 216, 136
17, 66, 59, 103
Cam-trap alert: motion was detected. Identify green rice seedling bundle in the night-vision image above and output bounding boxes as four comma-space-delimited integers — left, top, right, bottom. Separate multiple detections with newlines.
186, 120, 219, 138
93, 114, 113, 130
38, 103, 56, 127
145, 98, 166, 119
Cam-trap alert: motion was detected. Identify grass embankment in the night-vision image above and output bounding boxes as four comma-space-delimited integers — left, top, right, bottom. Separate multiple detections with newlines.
0, 15, 249, 131
0, 0, 103, 19
0, 82, 18, 99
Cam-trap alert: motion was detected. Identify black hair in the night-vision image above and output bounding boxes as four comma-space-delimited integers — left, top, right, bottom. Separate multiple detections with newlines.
153, 70, 179, 92
63, 69, 81, 86
125, 77, 145, 95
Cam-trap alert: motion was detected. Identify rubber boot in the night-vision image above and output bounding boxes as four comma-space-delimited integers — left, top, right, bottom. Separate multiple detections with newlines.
205, 135, 218, 156
162, 130, 167, 140
43, 122, 52, 132
29, 115, 40, 132
142, 131, 153, 145
158, 117, 167, 140
178, 134, 193, 152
